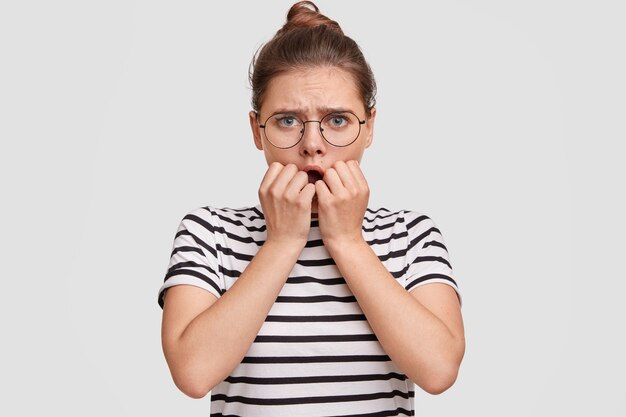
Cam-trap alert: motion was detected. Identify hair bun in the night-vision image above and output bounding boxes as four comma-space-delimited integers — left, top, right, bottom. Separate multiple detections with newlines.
277, 1, 343, 36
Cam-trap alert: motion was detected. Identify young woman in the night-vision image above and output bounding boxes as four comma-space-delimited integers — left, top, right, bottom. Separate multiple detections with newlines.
158, 2, 465, 415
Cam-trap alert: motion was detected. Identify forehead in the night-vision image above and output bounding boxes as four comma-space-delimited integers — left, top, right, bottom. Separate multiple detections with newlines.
261, 67, 363, 116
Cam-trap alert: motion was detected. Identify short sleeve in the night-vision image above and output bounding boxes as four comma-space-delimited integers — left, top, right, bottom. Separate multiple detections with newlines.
157, 207, 225, 309
403, 211, 462, 306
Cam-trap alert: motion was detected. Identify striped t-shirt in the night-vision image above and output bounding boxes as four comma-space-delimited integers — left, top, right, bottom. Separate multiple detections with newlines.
158, 205, 460, 416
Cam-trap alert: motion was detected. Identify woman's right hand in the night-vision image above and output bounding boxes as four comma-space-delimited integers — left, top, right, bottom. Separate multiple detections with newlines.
258, 162, 316, 246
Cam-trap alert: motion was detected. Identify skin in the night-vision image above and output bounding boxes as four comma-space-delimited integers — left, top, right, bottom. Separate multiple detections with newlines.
161, 66, 465, 399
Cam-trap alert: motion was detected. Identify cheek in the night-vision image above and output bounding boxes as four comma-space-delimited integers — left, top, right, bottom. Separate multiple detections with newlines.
263, 148, 297, 166
344, 146, 367, 162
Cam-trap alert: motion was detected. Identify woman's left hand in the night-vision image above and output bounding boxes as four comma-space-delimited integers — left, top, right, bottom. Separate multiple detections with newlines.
315, 160, 369, 250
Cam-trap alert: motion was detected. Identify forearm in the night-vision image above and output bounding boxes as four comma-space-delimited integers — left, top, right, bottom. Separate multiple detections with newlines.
174, 239, 303, 394
327, 239, 463, 392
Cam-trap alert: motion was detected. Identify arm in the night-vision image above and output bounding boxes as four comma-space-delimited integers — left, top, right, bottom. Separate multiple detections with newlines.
161, 239, 304, 398
315, 160, 465, 394
161, 163, 316, 398
323, 240, 464, 394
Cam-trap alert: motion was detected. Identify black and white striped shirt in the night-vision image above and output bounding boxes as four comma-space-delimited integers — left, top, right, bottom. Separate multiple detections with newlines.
158, 205, 460, 416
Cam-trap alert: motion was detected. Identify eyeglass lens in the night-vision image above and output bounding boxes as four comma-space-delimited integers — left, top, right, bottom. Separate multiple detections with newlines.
264, 112, 361, 148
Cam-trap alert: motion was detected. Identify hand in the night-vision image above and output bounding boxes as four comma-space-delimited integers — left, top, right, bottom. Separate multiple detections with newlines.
315, 160, 369, 249
258, 162, 316, 246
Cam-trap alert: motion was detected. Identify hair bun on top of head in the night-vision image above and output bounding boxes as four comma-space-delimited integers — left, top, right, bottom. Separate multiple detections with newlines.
250, 0, 376, 113
276, 1, 344, 36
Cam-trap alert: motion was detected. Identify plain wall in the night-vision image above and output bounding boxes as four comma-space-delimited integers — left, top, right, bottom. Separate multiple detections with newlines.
1, 0, 624, 415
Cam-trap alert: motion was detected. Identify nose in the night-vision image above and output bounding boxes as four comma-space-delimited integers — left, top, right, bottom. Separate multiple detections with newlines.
299, 121, 327, 156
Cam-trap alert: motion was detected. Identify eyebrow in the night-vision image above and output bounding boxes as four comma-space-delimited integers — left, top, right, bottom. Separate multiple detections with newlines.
270, 106, 354, 116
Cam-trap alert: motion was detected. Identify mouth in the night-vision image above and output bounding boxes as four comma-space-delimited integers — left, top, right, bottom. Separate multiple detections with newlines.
304, 167, 324, 184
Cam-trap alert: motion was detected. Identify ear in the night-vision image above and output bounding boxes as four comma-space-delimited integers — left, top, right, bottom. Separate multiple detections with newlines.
249, 111, 264, 150
364, 107, 376, 149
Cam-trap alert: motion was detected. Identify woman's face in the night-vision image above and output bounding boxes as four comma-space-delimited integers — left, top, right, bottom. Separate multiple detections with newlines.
249, 66, 376, 177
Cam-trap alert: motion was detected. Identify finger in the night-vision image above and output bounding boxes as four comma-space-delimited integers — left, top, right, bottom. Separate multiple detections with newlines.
284, 170, 309, 198
259, 162, 285, 192
315, 178, 332, 202
269, 163, 299, 193
347, 160, 368, 189
333, 160, 358, 191
322, 168, 343, 194
298, 182, 316, 204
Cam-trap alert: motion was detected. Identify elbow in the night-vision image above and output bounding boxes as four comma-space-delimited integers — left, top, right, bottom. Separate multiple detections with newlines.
163, 345, 222, 399
177, 382, 210, 400
411, 346, 464, 395
424, 337, 465, 395
418, 366, 460, 395
172, 370, 216, 399
169, 361, 220, 399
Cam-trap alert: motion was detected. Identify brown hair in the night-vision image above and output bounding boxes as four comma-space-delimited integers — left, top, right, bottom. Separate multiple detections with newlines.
249, 1, 377, 116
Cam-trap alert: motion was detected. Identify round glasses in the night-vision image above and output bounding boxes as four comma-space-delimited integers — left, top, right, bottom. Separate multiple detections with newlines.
259, 111, 366, 149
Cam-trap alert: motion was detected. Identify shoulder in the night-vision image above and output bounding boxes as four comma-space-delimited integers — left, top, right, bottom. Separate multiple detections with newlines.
364, 207, 435, 230
363, 207, 404, 226
182, 205, 263, 228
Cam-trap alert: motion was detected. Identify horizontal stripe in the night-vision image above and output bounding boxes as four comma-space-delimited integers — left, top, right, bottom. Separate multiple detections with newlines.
423, 240, 448, 250
366, 231, 408, 246
390, 266, 408, 279
405, 273, 458, 291
362, 220, 399, 233
411, 255, 452, 269
204, 207, 267, 233
173, 228, 218, 258
160, 205, 457, 415
164, 268, 223, 295
331, 407, 413, 417
216, 244, 254, 262
170, 245, 204, 257
167, 260, 216, 276
405, 214, 430, 230
276, 295, 357, 303
185, 213, 264, 246
265, 314, 366, 322
211, 389, 409, 406
241, 355, 391, 364
406, 226, 440, 252
224, 372, 406, 385
365, 207, 395, 219
174, 228, 191, 239
305, 238, 324, 248
297, 257, 336, 267
377, 248, 407, 262
254, 334, 377, 343
286, 275, 346, 285
218, 264, 242, 278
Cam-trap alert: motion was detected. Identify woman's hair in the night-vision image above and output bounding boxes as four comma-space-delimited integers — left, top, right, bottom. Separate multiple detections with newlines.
249, 1, 377, 116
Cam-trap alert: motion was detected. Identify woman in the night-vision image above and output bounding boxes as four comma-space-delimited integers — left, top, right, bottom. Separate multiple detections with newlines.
158, 2, 465, 415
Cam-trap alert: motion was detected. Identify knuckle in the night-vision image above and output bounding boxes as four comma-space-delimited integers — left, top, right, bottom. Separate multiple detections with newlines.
268, 188, 281, 199
285, 193, 297, 203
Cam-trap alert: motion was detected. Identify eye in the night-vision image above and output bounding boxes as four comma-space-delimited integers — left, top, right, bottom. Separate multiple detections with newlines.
274, 115, 301, 128
325, 114, 350, 128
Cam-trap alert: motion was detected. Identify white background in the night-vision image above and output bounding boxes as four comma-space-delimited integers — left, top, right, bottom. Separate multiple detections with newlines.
1, 0, 625, 415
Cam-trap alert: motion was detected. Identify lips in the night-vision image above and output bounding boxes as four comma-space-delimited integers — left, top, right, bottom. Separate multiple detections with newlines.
307, 170, 323, 184
303, 166, 324, 184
